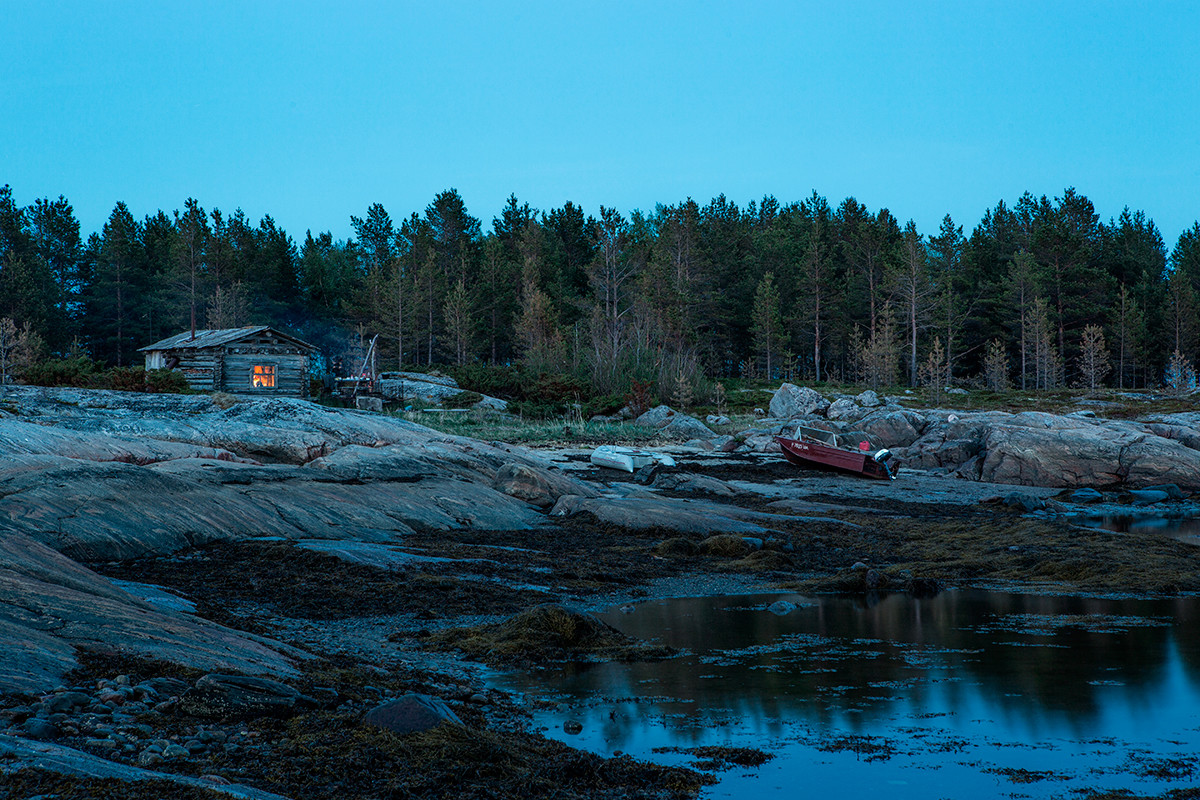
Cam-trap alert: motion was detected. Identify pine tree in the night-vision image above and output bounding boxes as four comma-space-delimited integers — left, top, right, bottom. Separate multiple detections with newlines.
928, 215, 968, 382
1005, 251, 1039, 389
0, 317, 17, 385
1075, 324, 1111, 390
919, 336, 947, 405
671, 369, 694, 410
798, 192, 834, 381
892, 221, 935, 386
1027, 297, 1063, 389
515, 278, 563, 375
983, 339, 1011, 391
1165, 349, 1197, 396
750, 271, 782, 378
1111, 283, 1146, 389
443, 277, 474, 366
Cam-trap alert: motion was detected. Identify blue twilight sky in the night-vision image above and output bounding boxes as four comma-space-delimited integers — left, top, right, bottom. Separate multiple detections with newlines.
2, 1, 1198, 250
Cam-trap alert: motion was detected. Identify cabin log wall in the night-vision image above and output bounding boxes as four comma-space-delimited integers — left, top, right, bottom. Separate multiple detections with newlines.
140, 327, 315, 398
222, 353, 309, 396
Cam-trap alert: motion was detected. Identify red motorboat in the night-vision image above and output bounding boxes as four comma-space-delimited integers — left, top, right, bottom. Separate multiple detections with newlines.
774, 427, 896, 480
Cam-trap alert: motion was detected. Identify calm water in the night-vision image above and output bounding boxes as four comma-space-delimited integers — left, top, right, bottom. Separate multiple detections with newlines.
1083, 514, 1200, 545
491, 591, 1200, 799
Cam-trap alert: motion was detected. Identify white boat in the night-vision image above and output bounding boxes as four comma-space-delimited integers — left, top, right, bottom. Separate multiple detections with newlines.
590, 446, 677, 473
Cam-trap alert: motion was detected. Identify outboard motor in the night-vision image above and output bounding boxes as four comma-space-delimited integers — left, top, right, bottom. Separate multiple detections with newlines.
872, 448, 897, 479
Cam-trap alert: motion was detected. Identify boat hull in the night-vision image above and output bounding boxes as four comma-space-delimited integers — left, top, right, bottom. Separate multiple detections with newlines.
774, 436, 894, 480
590, 446, 676, 473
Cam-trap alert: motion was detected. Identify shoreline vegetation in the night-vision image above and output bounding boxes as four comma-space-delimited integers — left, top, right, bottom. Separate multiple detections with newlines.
4, 183, 1200, 424
2, 385, 1200, 799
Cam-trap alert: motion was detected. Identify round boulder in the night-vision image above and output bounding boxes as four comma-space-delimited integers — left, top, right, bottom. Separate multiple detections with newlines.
827, 398, 862, 421
363, 693, 463, 735
769, 384, 829, 420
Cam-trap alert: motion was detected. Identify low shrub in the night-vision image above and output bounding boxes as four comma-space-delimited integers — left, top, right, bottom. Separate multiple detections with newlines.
20, 359, 192, 393
444, 390, 483, 409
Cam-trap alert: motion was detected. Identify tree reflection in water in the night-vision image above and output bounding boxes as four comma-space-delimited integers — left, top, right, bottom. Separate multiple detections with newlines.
492, 591, 1200, 800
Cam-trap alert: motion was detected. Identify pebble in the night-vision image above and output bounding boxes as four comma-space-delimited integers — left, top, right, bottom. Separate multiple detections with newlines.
563, 720, 583, 735
22, 718, 60, 740
852, 561, 868, 571
45, 691, 90, 714
84, 737, 118, 750
163, 743, 190, 759
138, 750, 165, 767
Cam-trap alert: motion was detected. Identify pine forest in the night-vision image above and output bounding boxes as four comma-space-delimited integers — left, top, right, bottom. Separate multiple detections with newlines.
3, 183, 1199, 405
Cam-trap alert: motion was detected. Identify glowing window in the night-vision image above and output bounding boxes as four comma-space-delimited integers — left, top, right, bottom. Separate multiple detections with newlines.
252, 365, 276, 388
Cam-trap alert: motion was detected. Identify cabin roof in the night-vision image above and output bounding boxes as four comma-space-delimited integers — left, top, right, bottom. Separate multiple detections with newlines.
138, 326, 316, 352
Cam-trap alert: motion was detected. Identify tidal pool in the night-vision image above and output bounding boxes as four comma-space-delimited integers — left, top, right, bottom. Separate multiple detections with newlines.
491, 591, 1200, 799
1083, 514, 1200, 545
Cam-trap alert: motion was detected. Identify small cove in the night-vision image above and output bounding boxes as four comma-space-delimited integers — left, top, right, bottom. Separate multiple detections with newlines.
491, 591, 1200, 798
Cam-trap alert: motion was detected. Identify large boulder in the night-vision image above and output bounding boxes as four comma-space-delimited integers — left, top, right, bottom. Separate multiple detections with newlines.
658, 414, 718, 440
978, 425, 1200, 488
859, 408, 925, 448
363, 694, 463, 735
826, 398, 863, 422
855, 390, 882, 407
1145, 421, 1200, 451
635, 405, 677, 428
493, 462, 600, 508
377, 372, 461, 403
768, 384, 829, 419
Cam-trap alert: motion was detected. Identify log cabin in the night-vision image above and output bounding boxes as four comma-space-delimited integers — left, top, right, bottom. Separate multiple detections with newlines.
139, 326, 317, 397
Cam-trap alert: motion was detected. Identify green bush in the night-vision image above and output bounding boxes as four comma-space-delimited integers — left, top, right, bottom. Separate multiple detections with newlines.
444, 390, 483, 409
447, 363, 526, 398
144, 368, 191, 393
21, 357, 98, 387
108, 366, 148, 392
581, 393, 626, 418
444, 364, 607, 419
20, 359, 192, 393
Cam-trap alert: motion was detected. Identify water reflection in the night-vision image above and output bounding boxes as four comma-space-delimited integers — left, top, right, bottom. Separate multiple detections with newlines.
1082, 514, 1200, 545
492, 591, 1200, 799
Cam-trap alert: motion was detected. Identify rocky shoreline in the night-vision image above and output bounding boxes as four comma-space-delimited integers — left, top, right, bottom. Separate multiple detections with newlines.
3, 386, 1200, 798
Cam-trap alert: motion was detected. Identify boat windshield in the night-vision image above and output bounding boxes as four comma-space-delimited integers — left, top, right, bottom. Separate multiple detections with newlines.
795, 427, 836, 445
796, 427, 876, 451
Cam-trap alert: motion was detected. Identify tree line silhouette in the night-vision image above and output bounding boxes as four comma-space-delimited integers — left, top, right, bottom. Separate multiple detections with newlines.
2, 183, 1197, 397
